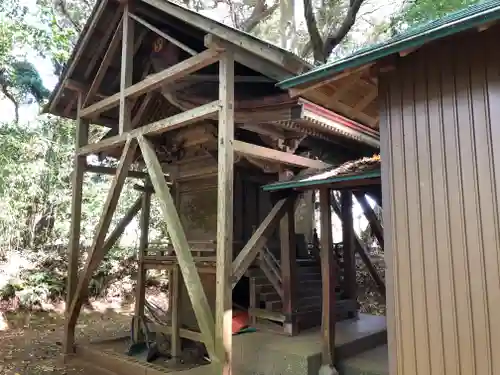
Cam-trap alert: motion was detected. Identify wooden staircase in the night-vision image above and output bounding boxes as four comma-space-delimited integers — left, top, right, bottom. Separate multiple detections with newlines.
246, 244, 357, 335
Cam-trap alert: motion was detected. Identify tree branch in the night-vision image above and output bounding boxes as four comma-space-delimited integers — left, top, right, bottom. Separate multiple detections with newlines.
322, 0, 365, 60
241, 0, 280, 33
303, 0, 325, 62
54, 0, 82, 34
1, 84, 19, 124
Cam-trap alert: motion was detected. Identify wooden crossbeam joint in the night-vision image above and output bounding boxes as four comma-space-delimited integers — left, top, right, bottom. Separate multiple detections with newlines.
79, 48, 223, 119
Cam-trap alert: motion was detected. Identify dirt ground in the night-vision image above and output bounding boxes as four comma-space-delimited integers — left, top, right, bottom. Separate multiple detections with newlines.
0, 304, 133, 375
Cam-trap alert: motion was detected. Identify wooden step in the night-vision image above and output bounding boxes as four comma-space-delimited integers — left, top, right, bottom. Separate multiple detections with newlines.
259, 290, 280, 302
297, 267, 321, 276
265, 300, 282, 311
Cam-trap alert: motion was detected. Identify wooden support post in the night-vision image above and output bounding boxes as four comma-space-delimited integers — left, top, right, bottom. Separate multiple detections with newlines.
170, 265, 181, 361
134, 184, 151, 341
66, 138, 138, 347
119, 3, 134, 134
353, 191, 384, 248
215, 52, 234, 375
64, 94, 88, 354
340, 191, 357, 301
319, 188, 337, 371
280, 177, 298, 336
137, 135, 216, 360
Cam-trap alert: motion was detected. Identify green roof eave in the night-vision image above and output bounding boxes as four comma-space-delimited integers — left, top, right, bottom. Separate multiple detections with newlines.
278, 1, 500, 90
262, 170, 381, 192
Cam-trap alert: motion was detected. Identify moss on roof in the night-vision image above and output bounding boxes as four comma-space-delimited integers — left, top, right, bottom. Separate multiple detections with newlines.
263, 154, 380, 192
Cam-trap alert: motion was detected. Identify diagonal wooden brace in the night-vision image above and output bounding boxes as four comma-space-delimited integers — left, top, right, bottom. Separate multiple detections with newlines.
332, 197, 386, 298
65, 138, 138, 351
137, 135, 217, 361
353, 191, 384, 248
231, 194, 297, 289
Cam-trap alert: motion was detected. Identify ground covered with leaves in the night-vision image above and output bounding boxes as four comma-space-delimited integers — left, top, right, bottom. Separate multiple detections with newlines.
0, 306, 131, 375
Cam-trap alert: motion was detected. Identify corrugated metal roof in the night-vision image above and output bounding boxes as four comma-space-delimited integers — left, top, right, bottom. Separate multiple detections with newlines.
278, 0, 500, 89
263, 155, 380, 192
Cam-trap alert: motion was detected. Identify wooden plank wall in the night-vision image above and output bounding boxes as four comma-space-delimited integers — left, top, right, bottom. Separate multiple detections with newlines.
380, 26, 500, 375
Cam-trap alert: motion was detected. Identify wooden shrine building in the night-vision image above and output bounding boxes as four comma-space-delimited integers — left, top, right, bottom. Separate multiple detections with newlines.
276, 1, 500, 375
45, 0, 384, 374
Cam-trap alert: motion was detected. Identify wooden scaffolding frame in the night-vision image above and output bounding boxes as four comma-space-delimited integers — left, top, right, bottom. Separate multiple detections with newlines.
62, 5, 335, 374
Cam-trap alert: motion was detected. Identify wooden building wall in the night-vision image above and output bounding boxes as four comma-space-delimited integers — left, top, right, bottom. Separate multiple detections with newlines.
380, 26, 500, 375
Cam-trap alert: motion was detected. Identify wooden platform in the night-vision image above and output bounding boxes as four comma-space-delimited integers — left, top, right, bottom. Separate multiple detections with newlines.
233, 313, 387, 375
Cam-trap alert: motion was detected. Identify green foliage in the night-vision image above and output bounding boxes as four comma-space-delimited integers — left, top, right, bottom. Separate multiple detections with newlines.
393, 0, 483, 32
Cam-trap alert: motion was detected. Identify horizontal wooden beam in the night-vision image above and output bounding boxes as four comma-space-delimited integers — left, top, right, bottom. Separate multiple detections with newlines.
85, 165, 147, 179
77, 101, 220, 156
79, 48, 223, 118
233, 140, 330, 169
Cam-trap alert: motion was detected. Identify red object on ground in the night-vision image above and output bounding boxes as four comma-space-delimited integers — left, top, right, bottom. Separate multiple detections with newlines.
232, 311, 249, 334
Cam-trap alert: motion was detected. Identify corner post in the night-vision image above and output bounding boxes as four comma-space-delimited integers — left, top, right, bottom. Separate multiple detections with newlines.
319, 188, 337, 373
119, 1, 134, 134
341, 190, 356, 303
64, 93, 88, 354
216, 51, 235, 374
280, 171, 298, 336
170, 265, 182, 361
133, 182, 151, 341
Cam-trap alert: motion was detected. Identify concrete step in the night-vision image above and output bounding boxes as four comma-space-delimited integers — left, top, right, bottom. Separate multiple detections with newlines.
233, 314, 387, 375
337, 345, 389, 375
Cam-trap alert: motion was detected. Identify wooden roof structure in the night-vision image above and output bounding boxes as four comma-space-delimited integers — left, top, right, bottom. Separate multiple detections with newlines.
45, 0, 380, 155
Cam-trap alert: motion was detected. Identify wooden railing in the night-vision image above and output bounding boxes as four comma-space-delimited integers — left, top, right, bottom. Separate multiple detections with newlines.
258, 245, 283, 300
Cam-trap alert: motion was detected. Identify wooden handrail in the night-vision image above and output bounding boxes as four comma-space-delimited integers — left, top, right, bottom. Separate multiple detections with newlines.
258, 246, 283, 300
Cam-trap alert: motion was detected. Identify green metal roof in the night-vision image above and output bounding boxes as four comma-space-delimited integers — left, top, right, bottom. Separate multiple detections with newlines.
278, 0, 500, 89
263, 156, 380, 192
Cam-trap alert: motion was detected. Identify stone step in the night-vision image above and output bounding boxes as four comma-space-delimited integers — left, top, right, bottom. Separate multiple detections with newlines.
337, 345, 389, 375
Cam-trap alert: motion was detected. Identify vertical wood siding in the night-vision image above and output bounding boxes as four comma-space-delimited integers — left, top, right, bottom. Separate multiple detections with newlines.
380, 28, 500, 375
